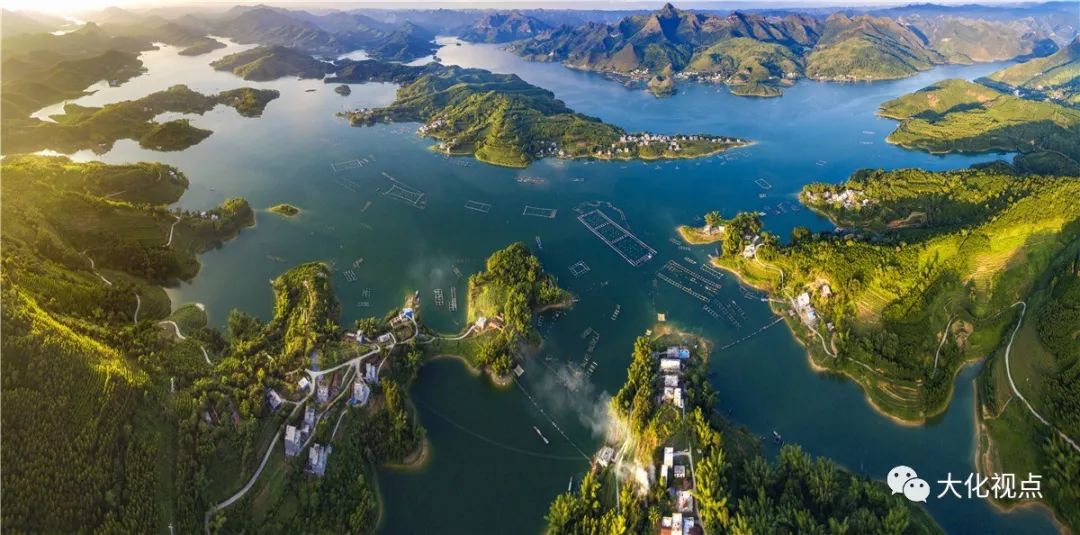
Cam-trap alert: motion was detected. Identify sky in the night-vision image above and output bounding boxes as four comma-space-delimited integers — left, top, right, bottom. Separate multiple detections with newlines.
0, 0, 1052, 15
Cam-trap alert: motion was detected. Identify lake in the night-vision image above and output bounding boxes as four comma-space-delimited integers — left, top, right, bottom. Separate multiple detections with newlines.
42, 37, 1056, 534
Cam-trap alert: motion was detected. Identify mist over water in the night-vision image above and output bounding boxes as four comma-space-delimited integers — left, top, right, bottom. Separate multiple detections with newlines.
46, 37, 1058, 534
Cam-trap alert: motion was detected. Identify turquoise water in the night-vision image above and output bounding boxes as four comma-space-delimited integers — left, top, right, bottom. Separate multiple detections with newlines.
46, 38, 1056, 534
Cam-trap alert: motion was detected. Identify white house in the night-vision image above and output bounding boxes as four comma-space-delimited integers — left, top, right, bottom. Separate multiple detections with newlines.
660, 358, 682, 373
267, 389, 283, 411
284, 425, 302, 457
351, 380, 370, 407
665, 346, 691, 360
303, 406, 316, 429
663, 447, 674, 467
596, 446, 616, 467
308, 443, 330, 476
365, 363, 379, 384
316, 383, 329, 404
298, 377, 312, 392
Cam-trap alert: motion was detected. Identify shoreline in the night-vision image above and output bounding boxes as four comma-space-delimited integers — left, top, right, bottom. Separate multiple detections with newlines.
711, 257, 975, 427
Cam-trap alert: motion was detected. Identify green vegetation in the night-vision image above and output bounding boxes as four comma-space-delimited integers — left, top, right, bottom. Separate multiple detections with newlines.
676, 210, 740, 245
0, 155, 254, 533
977, 256, 1080, 531
2, 85, 280, 154
269, 204, 301, 217
806, 14, 944, 81
457, 242, 571, 376
880, 79, 1080, 176
339, 62, 745, 167
547, 331, 940, 534
211, 45, 329, 81
715, 166, 1080, 423
983, 38, 1080, 107
334, 84, 351, 96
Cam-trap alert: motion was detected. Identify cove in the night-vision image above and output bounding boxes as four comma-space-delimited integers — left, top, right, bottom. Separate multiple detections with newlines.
46, 37, 1056, 534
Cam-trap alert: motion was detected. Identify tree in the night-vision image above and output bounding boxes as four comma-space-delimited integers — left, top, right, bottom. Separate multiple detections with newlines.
704, 210, 723, 230
792, 226, 812, 244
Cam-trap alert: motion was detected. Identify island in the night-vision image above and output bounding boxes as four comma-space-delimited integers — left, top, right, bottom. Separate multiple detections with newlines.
334, 61, 748, 167
210, 45, 330, 81
2, 84, 281, 154
676, 210, 728, 244
878, 78, 1080, 176
546, 328, 940, 534
333, 84, 351, 96
268, 203, 301, 217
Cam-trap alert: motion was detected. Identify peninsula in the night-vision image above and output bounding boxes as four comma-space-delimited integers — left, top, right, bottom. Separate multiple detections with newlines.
879, 78, 1080, 176
546, 329, 940, 534
334, 62, 747, 167
709, 166, 1080, 424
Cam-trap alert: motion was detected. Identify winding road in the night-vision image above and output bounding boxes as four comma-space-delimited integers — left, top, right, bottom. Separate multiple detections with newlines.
1002, 302, 1080, 453
165, 215, 181, 247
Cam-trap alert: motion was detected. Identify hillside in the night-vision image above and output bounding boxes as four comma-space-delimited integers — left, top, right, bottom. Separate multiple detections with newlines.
509, 3, 1074, 97
984, 38, 1080, 107
338, 62, 747, 167
211, 45, 329, 81
459, 10, 551, 43
547, 331, 941, 534
904, 15, 1059, 63
0, 155, 254, 532
714, 166, 1080, 424
879, 78, 1080, 175
805, 13, 945, 81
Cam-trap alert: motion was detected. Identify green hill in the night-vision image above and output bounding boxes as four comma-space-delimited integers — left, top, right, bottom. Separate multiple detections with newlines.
905, 15, 1059, 64
879, 78, 1080, 175
0, 155, 254, 532
715, 166, 1080, 423
686, 37, 802, 96
2, 85, 280, 155
806, 13, 945, 81
984, 38, 1080, 107
211, 45, 330, 81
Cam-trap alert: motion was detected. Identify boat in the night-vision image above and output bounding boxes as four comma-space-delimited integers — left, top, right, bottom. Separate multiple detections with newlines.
535, 236, 543, 250
772, 430, 783, 445
567, 476, 573, 491
534, 426, 550, 445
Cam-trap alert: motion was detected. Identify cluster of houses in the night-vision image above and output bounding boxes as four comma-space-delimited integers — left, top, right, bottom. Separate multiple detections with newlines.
660, 446, 701, 535
793, 283, 833, 330
269, 357, 382, 477
418, 118, 447, 136
803, 188, 872, 210
657, 346, 691, 409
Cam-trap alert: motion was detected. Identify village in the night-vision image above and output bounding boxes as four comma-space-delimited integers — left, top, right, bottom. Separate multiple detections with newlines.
592, 342, 704, 535
802, 187, 873, 210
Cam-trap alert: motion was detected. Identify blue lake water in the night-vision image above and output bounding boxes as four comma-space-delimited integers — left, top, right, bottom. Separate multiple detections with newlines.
41, 37, 1056, 534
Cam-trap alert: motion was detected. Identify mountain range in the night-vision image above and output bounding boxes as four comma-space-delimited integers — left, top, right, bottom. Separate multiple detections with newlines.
508, 2, 1075, 97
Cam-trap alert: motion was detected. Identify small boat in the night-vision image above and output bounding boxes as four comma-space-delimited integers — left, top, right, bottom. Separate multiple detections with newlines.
535, 236, 543, 250
567, 476, 574, 491
772, 430, 783, 445
534, 426, 550, 445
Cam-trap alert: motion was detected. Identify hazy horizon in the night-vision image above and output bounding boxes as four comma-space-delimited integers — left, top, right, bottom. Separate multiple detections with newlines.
5, 0, 1072, 17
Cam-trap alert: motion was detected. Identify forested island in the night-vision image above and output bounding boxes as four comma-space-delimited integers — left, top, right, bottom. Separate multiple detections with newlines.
546, 330, 940, 534
3, 83, 279, 154
334, 61, 747, 167
879, 78, 1080, 176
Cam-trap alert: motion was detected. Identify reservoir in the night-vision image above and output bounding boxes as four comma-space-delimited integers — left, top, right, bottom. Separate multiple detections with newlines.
49, 37, 1056, 534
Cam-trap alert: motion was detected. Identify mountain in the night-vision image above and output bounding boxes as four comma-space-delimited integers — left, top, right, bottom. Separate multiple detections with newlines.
365, 21, 437, 61
459, 11, 551, 43
511, 5, 817, 77
805, 13, 945, 81
902, 15, 1059, 63
984, 38, 1080, 106
207, 6, 346, 53
211, 45, 329, 81
1, 9, 66, 36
